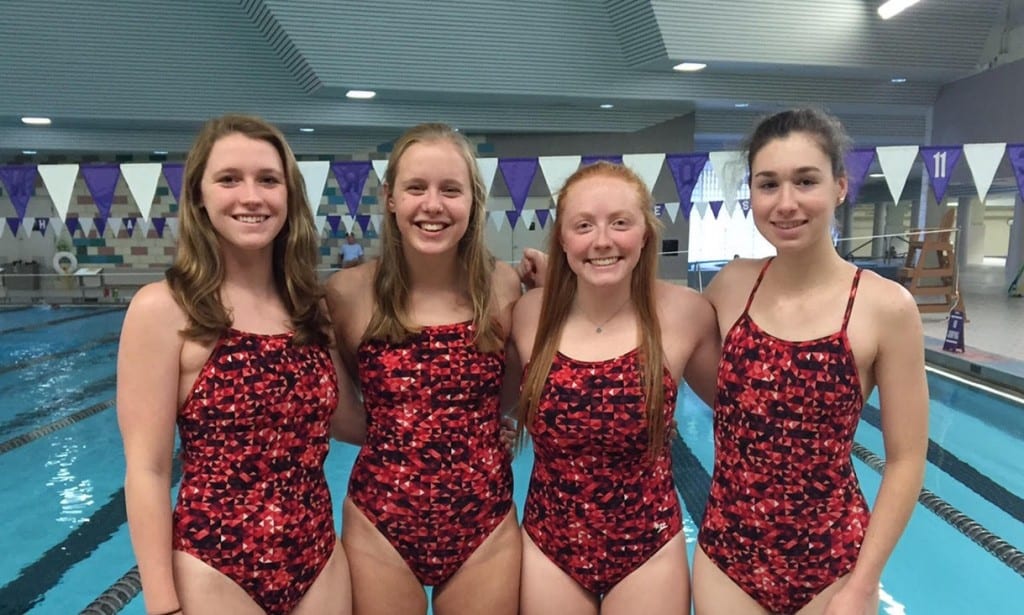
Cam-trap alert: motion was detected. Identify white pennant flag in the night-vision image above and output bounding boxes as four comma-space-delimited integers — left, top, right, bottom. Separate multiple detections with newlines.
371, 160, 389, 185
314, 215, 328, 235
79, 217, 95, 238
538, 155, 581, 197
875, 146, 919, 205
120, 163, 161, 221
49, 217, 65, 237
297, 161, 330, 216
341, 214, 356, 233
694, 201, 709, 218
520, 209, 537, 229
962, 142, 1006, 203
477, 158, 499, 198
664, 202, 680, 224
107, 218, 123, 237
549, 208, 557, 222
166, 218, 180, 238
370, 214, 383, 233
490, 211, 505, 232
0, 220, 5, 238
709, 151, 746, 214
38, 164, 79, 222
622, 153, 665, 191
134, 218, 150, 238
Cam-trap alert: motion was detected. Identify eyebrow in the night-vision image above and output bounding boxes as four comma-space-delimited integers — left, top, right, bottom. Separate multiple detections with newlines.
753, 166, 824, 178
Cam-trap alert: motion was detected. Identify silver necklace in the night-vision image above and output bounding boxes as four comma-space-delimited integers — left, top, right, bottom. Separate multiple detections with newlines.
581, 299, 631, 334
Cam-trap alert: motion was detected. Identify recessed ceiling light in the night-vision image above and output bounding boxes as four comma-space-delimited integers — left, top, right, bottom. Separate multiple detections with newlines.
453, 127, 460, 132
878, 0, 920, 20
672, 62, 707, 72
869, 173, 885, 178
890, 77, 907, 84
153, 150, 168, 155
21, 150, 37, 155
21, 116, 51, 126
734, 103, 749, 108
600, 103, 614, 109
346, 90, 377, 99
299, 127, 315, 133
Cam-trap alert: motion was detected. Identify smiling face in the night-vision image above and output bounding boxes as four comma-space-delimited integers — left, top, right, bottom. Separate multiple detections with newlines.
749, 131, 847, 253
559, 174, 648, 289
386, 139, 472, 258
199, 132, 288, 254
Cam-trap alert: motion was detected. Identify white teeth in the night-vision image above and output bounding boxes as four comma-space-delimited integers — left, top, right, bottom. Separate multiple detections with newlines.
236, 215, 266, 224
589, 257, 619, 266
419, 223, 445, 231
775, 221, 803, 229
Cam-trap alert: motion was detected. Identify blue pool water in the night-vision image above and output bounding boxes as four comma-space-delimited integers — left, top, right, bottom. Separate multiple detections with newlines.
0, 306, 1021, 614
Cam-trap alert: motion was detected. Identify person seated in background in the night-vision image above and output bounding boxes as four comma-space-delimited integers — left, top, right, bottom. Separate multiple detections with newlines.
340, 232, 365, 268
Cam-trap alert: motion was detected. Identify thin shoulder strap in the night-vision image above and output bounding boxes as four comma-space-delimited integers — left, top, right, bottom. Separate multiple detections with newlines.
741, 257, 774, 315
841, 268, 864, 331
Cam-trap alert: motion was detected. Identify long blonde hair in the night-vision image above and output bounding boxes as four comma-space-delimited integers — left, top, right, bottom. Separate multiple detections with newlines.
518, 161, 667, 455
365, 123, 502, 352
165, 114, 328, 346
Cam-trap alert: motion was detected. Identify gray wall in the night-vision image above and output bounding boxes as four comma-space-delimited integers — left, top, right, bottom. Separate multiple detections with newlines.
932, 58, 1024, 145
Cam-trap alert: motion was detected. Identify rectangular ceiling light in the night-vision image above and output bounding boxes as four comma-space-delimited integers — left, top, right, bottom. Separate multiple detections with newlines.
878, 0, 921, 20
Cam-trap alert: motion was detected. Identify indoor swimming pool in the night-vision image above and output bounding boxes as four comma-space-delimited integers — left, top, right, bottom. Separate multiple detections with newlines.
0, 306, 1021, 614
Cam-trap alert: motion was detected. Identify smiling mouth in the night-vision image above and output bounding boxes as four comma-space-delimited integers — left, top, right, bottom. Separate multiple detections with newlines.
772, 221, 807, 230
235, 215, 268, 224
416, 222, 448, 232
588, 257, 621, 266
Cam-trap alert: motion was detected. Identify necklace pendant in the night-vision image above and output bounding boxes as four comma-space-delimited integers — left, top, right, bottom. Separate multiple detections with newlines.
595, 327, 602, 333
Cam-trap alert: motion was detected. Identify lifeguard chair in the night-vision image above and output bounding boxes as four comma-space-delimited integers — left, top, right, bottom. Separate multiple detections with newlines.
899, 209, 961, 314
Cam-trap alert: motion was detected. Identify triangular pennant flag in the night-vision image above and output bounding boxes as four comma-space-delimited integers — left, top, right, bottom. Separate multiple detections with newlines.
314, 215, 328, 235
1009, 144, 1024, 203
724, 200, 739, 216
490, 210, 505, 231
370, 214, 383, 233
549, 208, 556, 222
120, 163, 161, 221
962, 143, 1006, 203
151, 217, 166, 238
165, 217, 180, 238
107, 217, 123, 237
297, 160, 331, 216
326, 215, 342, 235
477, 158, 499, 198
538, 155, 581, 197
665, 153, 709, 215
709, 151, 746, 214
163, 164, 184, 202
875, 146, 919, 204
32, 217, 50, 236
844, 148, 876, 206
94, 216, 108, 237
371, 159, 389, 185
121, 217, 137, 237
49, 217, 65, 236
694, 201, 709, 218
535, 209, 550, 228
681, 200, 695, 220
739, 199, 751, 218
622, 154, 665, 191
356, 214, 372, 233
0, 165, 38, 218
133, 218, 150, 237
0, 220, 5, 238
6, 217, 22, 236
38, 164, 79, 222
65, 217, 83, 237
498, 158, 538, 214
330, 161, 372, 217
581, 154, 623, 166
341, 214, 356, 233
520, 209, 536, 229
920, 146, 963, 203
81, 164, 121, 219
709, 200, 724, 219
79, 217, 95, 237
506, 210, 521, 228
664, 202, 680, 223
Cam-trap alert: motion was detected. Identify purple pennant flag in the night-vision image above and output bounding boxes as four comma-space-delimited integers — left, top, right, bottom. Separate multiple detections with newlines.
123, 217, 136, 236
330, 161, 372, 217
151, 217, 166, 238
7, 217, 23, 236
0, 165, 38, 218
94, 216, 108, 237
1007, 144, 1024, 202
581, 154, 623, 166
535, 209, 550, 228
33, 217, 50, 235
739, 199, 751, 218
163, 164, 184, 202
356, 214, 372, 234
506, 210, 521, 228
326, 215, 342, 235
81, 164, 121, 219
65, 217, 82, 237
665, 153, 709, 215
498, 158, 539, 214
920, 146, 963, 203
844, 148, 875, 206
709, 200, 724, 219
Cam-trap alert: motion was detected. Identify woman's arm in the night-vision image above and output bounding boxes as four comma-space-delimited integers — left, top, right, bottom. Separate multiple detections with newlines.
329, 347, 367, 445
116, 283, 185, 615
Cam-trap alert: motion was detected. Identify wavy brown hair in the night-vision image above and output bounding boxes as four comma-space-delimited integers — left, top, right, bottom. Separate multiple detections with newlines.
365, 123, 502, 352
518, 161, 667, 456
165, 114, 328, 345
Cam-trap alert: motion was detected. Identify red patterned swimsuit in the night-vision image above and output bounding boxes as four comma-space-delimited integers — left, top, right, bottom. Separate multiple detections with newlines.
524, 349, 682, 595
174, 329, 339, 615
350, 321, 513, 586
699, 260, 869, 614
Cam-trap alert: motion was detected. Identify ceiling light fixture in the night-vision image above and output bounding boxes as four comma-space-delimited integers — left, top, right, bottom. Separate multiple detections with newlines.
600, 103, 614, 109
890, 77, 907, 83
734, 103, 749, 108
869, 173, 885, 178
22, 150, 37, 155
673, 62, 707, 72
346, 90, 376, 99
299, 127, 315, 133
21, 116, 51, 126
153, 150, 168, 155
878, 0, 921, 20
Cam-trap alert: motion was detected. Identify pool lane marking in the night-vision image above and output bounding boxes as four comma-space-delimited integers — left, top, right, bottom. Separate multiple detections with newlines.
0, 399, 115, 455
0, 333, 120, 376
0, 307, 124, 336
